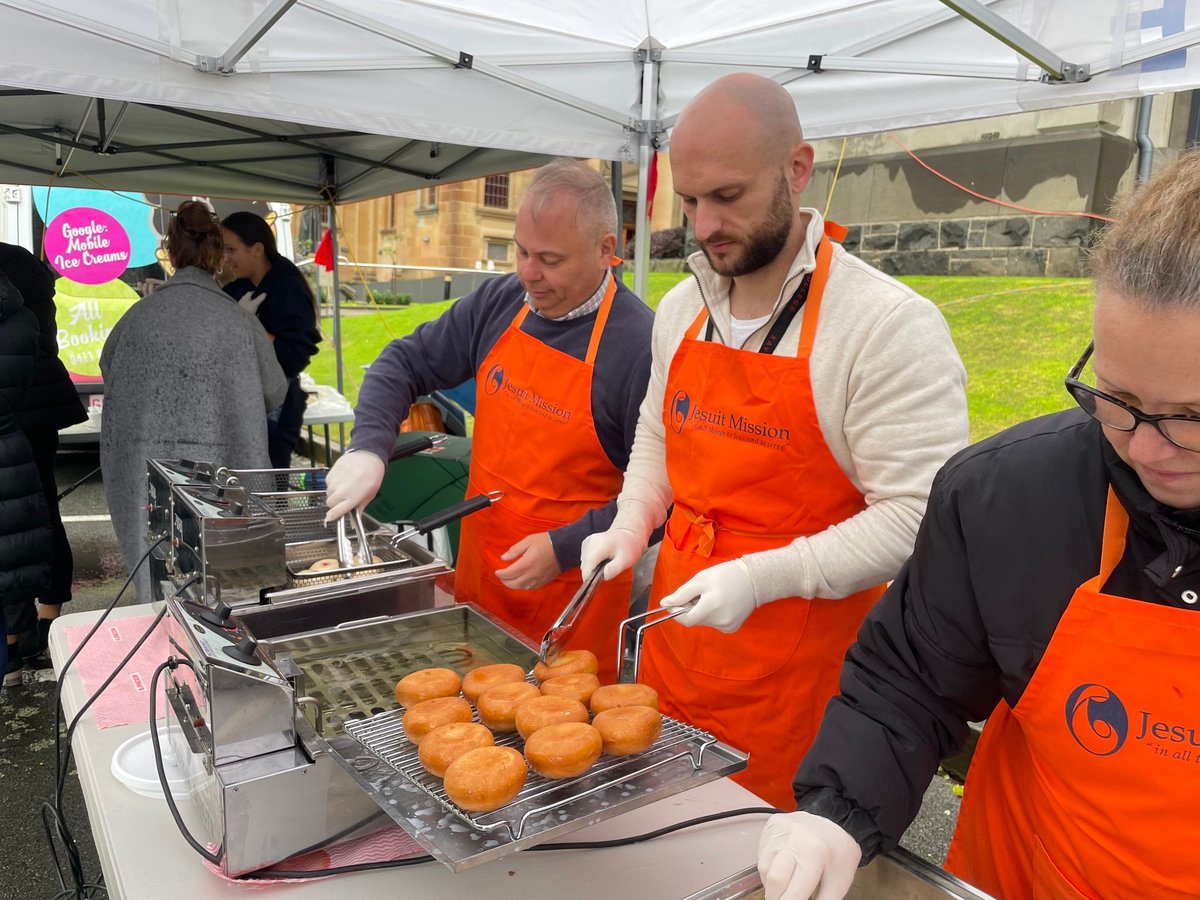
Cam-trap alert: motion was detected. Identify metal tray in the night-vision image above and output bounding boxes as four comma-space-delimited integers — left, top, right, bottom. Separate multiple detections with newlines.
684, 849, 996, 900
263, 603, 535, 735
344, 705, 742, 842
269, 605, 748, 871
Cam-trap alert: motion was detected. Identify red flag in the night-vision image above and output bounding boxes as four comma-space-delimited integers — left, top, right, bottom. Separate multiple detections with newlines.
647, 152, 659, 221
313, 228, 335, 271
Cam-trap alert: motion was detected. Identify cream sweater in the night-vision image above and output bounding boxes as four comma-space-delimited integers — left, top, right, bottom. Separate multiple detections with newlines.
614, 211, 969, 603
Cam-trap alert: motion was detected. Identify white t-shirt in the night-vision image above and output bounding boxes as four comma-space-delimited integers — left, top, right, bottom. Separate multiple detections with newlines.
730, 312, 772, 350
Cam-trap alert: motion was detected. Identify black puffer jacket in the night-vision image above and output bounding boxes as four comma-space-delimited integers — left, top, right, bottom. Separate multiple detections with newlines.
0, 270, 52, 605
793, 409, 1200, 860
0, 243, 87, 435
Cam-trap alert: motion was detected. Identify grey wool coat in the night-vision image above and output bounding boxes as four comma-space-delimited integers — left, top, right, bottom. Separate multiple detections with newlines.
99, 267, 288, 602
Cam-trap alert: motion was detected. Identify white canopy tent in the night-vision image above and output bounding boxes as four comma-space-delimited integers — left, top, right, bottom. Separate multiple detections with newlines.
4, 0, 1200, 388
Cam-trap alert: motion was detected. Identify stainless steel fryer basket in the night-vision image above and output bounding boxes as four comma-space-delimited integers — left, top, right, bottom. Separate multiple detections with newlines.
285, 532, 418, 587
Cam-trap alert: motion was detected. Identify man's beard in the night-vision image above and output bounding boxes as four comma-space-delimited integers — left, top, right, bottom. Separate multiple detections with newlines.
701, 179, 795, 277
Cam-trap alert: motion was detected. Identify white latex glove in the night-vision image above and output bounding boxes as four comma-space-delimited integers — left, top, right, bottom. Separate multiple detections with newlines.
139, 277, 165, 296
580, 527, 647, 582
323, 450, 385, 524
758, 812, 861, 900
239, 290, 267, 314
660, 558, 756, 633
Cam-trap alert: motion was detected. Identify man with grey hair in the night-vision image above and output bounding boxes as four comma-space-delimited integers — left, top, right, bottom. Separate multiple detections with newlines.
325, 160, 653, 681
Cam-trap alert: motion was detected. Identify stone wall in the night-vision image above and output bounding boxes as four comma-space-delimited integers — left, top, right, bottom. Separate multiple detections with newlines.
843, 214, 1101, 277
641, 213, 1101, 278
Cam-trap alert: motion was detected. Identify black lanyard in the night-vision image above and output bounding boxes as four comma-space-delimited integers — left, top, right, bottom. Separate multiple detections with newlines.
704, 258, 817, 356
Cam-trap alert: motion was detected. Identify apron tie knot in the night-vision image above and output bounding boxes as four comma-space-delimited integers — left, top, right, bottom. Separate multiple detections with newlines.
678, 505, 718, 558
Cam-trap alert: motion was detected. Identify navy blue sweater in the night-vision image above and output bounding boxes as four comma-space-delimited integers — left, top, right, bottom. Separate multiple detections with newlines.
351, 273, 654, 569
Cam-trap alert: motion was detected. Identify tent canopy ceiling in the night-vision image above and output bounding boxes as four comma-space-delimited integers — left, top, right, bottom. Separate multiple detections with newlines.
2, 0, 1200, 204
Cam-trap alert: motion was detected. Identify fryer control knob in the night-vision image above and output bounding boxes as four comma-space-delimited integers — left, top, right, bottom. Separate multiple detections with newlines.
190, 600, 232, 629
222, 635, 261, 666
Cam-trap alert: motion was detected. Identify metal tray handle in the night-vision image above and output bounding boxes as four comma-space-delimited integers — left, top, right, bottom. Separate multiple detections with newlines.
389, 433, 447, 461
390, 490, 503, 546
616, 603, 693, 682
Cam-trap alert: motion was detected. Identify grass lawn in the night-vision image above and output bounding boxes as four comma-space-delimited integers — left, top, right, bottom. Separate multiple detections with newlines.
310, 274, 1096, 445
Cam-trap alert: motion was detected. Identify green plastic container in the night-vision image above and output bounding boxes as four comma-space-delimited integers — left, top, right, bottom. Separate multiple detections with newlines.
365, 431, 472, 563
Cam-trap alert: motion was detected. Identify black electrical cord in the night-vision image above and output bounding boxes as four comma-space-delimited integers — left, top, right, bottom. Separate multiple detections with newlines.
148, 657, 223, 865
56, 465, 102, 503
43, 539, 153, 899
221, 806, 779, 881
42, 540, 176, 900
526, 806, 780, 850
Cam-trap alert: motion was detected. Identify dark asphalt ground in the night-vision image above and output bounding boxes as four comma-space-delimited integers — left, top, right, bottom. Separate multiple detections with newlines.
0, 445, 961, 900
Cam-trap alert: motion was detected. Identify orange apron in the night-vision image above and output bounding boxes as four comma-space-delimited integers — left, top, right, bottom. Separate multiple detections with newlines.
641, 232, 884, 810
945, 488, 1200, 899
455, 275, 633, 683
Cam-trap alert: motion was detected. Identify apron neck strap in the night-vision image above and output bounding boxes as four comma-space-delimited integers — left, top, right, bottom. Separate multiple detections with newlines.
584, 273, 618, 366
1085, 486, 1129, 591
797, 238, 833, 358
690, 237, 832, 352
509, 272, 617, 367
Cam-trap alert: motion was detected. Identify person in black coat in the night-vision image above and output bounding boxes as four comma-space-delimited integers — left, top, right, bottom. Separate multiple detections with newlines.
0, 268, 52, 687
0, 243, 87, 661
221, 212, 321, 468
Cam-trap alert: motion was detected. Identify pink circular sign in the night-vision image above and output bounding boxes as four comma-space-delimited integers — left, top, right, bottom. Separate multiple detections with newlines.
44, 207, 132, 285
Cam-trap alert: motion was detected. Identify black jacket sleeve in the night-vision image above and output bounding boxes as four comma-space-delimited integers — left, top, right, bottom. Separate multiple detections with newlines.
793, 411, 1113, 861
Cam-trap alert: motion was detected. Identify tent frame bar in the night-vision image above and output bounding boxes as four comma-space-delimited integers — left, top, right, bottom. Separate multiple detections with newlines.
936, 0, 1088, 82
197, 0, 299, 74
300, 0, 631, 128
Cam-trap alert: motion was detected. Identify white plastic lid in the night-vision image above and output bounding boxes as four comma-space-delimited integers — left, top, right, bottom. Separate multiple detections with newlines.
110, 727, 189, 801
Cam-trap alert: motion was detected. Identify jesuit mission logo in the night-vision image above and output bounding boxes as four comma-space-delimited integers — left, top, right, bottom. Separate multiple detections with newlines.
484, 364, 505, 396
668, 389, 791, 450
1065, 683, 1129, 756
1065, 682, 1200, 763
483, 363, 571, 422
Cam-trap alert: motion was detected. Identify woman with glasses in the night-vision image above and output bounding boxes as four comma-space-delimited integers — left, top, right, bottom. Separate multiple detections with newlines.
755, 151, 1200, 900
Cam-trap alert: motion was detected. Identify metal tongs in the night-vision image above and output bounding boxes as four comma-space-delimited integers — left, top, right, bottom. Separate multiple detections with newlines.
335, 507, 373, 567
538, 559, 611, 665
387, 490, 504, 549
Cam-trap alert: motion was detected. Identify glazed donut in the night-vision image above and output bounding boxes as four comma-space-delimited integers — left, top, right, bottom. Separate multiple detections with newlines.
476, 681, 541, 733
462, 663, 526, 703
592, 705, 662, 756
394, 667, 462, 707
514, 695, 590, 740
524, 722, 603, 779
443, 746, 527, 812
533, 649, 599, 683
418, 722, 495, 778
590, 682, 660, 715
539, 672, 601, 707
402, 696, 473, 745
305, 557, 340, 573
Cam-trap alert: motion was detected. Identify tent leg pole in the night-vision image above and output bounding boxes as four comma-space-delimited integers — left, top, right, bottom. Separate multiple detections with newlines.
610, 161, 623, 283
328, 197, 346, 453
633, 53, 659, 305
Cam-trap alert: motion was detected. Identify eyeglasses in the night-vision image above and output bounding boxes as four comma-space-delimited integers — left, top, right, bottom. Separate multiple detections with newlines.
1065, 341, 1200, 451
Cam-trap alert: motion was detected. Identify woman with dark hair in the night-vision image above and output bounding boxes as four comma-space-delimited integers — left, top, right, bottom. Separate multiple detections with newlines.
222, 211, 321, 468
100, 201, 287, 602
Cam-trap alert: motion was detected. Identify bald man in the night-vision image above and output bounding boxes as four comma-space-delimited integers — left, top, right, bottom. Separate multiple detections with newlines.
582, 74, 968, 808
